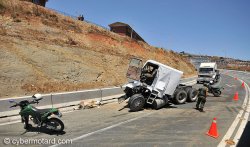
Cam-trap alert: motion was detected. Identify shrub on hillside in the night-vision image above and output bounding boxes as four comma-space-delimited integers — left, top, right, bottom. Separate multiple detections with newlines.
0, 26, 7, 35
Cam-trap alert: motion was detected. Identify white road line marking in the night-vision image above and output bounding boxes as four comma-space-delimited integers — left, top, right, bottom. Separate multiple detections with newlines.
218, 74, 250, 147
231, 82, 250, 146
226, 84, 233, 87
50, 112, 155, 147
0, 120, 20, 126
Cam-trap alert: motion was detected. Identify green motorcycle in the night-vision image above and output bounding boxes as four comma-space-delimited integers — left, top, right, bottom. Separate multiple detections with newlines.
9, 94, 64, 132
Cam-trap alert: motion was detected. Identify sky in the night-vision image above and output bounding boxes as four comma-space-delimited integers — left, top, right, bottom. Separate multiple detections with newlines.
46, 0, 250, 61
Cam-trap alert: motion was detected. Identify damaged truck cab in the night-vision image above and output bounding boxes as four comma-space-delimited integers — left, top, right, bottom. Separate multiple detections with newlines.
121, 58, 198, 112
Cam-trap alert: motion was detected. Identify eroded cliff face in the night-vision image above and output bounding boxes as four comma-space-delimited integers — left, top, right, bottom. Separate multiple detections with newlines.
0, 0, 196, 97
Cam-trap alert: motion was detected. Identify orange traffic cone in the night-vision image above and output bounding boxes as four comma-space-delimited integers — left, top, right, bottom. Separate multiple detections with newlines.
234, 92, 239, 101
242, 82, 245, 88
206, 118, 219, 138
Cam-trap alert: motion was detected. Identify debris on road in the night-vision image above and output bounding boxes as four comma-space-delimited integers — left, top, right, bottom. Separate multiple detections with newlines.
225, 139, 235, 145
75, 100, 100, 110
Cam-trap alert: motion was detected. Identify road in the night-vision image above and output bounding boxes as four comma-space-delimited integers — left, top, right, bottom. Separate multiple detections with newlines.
0, 72, 249, 147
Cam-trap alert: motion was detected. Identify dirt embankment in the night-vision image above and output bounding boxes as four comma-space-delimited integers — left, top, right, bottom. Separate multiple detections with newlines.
0, 0, 196, 98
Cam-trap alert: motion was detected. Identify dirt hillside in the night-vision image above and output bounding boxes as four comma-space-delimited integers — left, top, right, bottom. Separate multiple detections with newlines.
0, 0, 196, 98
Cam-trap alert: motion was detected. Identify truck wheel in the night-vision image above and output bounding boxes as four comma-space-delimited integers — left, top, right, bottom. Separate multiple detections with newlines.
174, 90, 187, 104
187, 88, 198, 102
128, 94, 136, 107
129, 94, 145, 112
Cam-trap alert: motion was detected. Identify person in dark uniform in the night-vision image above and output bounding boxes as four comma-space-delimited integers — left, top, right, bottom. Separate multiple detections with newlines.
143, 65, 157, 85
196, 87, 208, 112
215, 70, 221, 83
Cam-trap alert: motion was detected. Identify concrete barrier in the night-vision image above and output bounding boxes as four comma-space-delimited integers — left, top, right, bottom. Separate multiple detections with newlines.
0, 77, 196, 118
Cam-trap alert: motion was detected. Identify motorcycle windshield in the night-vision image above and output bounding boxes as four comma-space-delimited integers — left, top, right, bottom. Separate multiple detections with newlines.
126, 58, 142, 81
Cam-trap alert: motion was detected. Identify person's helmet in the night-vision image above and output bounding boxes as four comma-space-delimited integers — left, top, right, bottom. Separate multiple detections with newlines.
32, 93, 42, 99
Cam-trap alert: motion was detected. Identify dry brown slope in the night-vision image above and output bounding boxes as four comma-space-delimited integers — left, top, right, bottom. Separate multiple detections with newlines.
0, 0, 196, 98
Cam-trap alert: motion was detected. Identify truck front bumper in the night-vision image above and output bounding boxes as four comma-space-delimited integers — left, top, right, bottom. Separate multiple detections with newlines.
197, 77, 214, 83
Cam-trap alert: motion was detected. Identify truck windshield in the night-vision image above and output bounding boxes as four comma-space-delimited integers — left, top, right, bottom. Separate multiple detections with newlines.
199, 68, 213, 73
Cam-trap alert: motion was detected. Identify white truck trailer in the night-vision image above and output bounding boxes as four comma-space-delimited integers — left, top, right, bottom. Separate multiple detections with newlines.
197, 62, 218, 84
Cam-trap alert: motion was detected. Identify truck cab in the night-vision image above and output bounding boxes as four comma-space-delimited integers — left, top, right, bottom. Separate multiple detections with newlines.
121, 58, 198, 112
197, 62, 217, 84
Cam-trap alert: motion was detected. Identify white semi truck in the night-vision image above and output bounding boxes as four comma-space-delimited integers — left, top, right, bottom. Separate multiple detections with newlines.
197, 62, 218, 84
119, 58, 198, 112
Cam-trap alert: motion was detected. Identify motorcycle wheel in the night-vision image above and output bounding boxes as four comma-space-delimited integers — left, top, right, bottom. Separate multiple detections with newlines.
22, 116, 32, 130
213, 90, 222, 97
45, 118, 64, 132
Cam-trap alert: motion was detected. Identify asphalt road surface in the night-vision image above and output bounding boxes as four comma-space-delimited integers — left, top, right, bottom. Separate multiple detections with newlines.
0, 71, 249, 147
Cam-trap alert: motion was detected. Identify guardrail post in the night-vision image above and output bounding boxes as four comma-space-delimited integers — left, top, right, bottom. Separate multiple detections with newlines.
50, 94, 53, 108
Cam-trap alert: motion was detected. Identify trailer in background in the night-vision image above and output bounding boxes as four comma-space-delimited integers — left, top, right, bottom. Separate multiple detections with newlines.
197, 62, 217, 84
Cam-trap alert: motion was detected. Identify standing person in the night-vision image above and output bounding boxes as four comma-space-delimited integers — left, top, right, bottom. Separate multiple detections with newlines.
196, 87, 208, 112
143, 65, 157, 85
78, 15, 84, 21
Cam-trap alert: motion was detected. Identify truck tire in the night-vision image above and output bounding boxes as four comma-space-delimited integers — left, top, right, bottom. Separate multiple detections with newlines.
128, 93, 137, 107
187, 88, 198, 102
174, 89, 187, 104
129, 94, 145, 112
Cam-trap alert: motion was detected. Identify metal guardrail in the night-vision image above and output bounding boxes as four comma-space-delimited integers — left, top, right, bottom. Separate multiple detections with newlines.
47, 8, 110, 31
0, 87, 123, 116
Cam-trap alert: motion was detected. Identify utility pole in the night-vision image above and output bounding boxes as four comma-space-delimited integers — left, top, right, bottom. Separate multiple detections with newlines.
130, 28, 133, 39
130, 24, 134, 39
